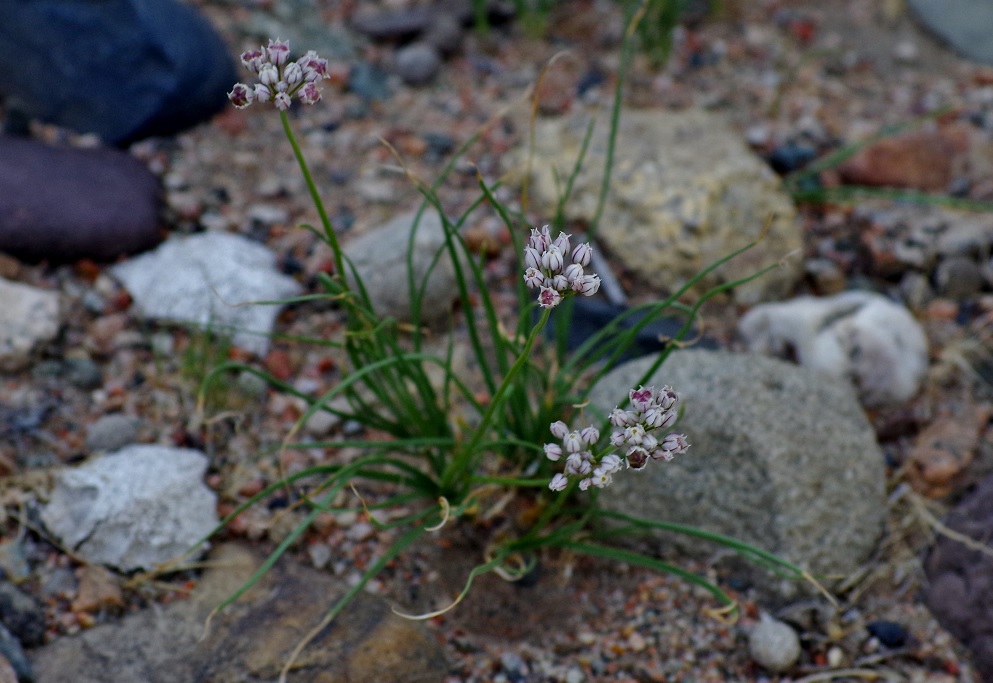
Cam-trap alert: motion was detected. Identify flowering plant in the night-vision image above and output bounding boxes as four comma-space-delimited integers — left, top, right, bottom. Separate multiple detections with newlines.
201, 28, 816, 683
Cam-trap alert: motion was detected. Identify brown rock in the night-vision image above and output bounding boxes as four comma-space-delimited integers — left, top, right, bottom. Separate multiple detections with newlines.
29, 543, 448, 683
837, 124, 970, 192
905, 402, 992, 498
71, 566, 125, 614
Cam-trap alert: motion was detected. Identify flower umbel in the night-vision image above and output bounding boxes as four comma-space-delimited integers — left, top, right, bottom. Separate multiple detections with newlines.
523, 225, 601, 308
229, 39, 329, 110
545, 385, 689, 491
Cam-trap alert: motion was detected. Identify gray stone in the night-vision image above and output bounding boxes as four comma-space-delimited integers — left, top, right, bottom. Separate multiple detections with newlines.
0, 582, 46, 647
40, 445, 218, 572
344, 210, 464, 323
85, 414, 141, 453
28, 543, 448, 683
590, 350, 887, 599
749, 614, 801, 673
0, 278, 60, 372
510, 107, 802, 304
0, 0, 235, 145
396, 42, 442, 85
738, 291, 929, 409
909, 0, 993, 66
0, 136, 163, 263
109, 232, 302, 356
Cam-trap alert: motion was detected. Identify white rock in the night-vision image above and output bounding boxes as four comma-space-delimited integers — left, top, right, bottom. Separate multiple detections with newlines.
739, 291, 928, 408
41, 445, 218, 571
0, 278, 61, 371
749, 614, 801, 673
109, 232, 301, 356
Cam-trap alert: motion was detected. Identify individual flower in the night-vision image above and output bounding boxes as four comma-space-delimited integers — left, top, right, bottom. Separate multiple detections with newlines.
228, 38, 330, 110
522, 225, 600, 309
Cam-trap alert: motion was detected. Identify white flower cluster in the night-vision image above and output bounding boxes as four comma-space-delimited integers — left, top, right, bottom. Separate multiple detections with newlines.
228, 39, 329, 111
523, 225, 601, 309
545, 385, 689, 492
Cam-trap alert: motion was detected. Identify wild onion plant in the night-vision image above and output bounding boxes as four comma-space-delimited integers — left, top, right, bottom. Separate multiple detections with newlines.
203, 19, 816, 681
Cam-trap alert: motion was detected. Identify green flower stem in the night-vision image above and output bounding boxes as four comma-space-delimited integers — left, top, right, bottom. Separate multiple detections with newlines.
440, 306, 552, 493
279, 110, 346, 284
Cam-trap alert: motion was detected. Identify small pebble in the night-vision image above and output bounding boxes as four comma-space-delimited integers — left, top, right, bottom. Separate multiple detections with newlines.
565, 667, 585, 683
934, 255, 984, 300
396, 42, 441, 85
62, 357, 103, 390
749, 614, 801, 673
867, 620, 908, 648
85, 413, 140, 453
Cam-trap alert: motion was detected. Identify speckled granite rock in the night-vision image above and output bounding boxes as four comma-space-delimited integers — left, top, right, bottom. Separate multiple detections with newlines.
511, 107, 802, 305
590, 349, 887, 600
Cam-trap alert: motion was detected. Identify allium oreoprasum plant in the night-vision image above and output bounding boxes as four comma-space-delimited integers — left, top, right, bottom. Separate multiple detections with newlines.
202, 33, 822, 682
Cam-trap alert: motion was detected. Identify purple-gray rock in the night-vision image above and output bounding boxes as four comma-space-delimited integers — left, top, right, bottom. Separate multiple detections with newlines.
924, 472, 993, 680
0, 136, 162, 263
0, 0, 236, 145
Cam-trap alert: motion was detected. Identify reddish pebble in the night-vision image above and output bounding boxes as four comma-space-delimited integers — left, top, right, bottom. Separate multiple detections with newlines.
926, 298, 959, 321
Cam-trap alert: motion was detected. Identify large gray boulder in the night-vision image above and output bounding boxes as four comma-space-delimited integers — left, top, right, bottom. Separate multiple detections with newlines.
589, 350, 887, 599
511, 107, 802, 304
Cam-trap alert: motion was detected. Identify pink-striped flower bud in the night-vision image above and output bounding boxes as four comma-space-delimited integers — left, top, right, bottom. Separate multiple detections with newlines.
267, 38, 290, 65
565, 453, 592, 476
656, 386, 678, 411
528, 226, 551, 251
538, 286, 561, 309
523, 246, 541, 270
600, 453, 623, 473
609, 407, 638, 427
543, 443, 563, 461
623, 423, 647, 445
259, 63, 279, 86
553, 231, 571, 254
274, 92, 292, 110
284, 61, 303, 86
549, 473, 569, 491
572, 242, 592, 267
523, 267, 543, 289
610, 430, 626, 447
579, 478, 592, 491
642, 406, 666, 429
254, 84, 272, 102
580, 425, 600, 445
228, 83, 254, 108
550, 274, 569, 291
299, 51, 329, 80
654, 409, 677, 430
549, 420, 570, 439
541, 245, 564, 272
658, 432, 689, 457
563, 263, 584, 283
563, 431, 584, 454
573, 274, 600, 296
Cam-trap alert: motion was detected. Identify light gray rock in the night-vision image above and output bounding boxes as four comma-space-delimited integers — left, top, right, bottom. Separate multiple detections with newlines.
396, 42, 442, 85
344, 210, 463, 323
510, 107, 802, 304
40, 445, 218, 571
738, 291, 929, 408
590, 350, 887, 600
909, 0, 993, 65
85, 414, 141, 453
749, 614, 801, 673
0, 278, 60, 372
109, 232, 301, 356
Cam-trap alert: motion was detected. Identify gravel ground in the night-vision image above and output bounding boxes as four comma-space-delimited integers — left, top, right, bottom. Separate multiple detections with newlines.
4, 0, 993, 680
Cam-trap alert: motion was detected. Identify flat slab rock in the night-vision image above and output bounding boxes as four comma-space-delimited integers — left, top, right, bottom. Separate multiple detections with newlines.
0, 278, 61, 372
110, 232, 302, 356
0, 136, 162, 263
40, 446, 218, 572
590, 349, 887, 600
28, 543, 448, 683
